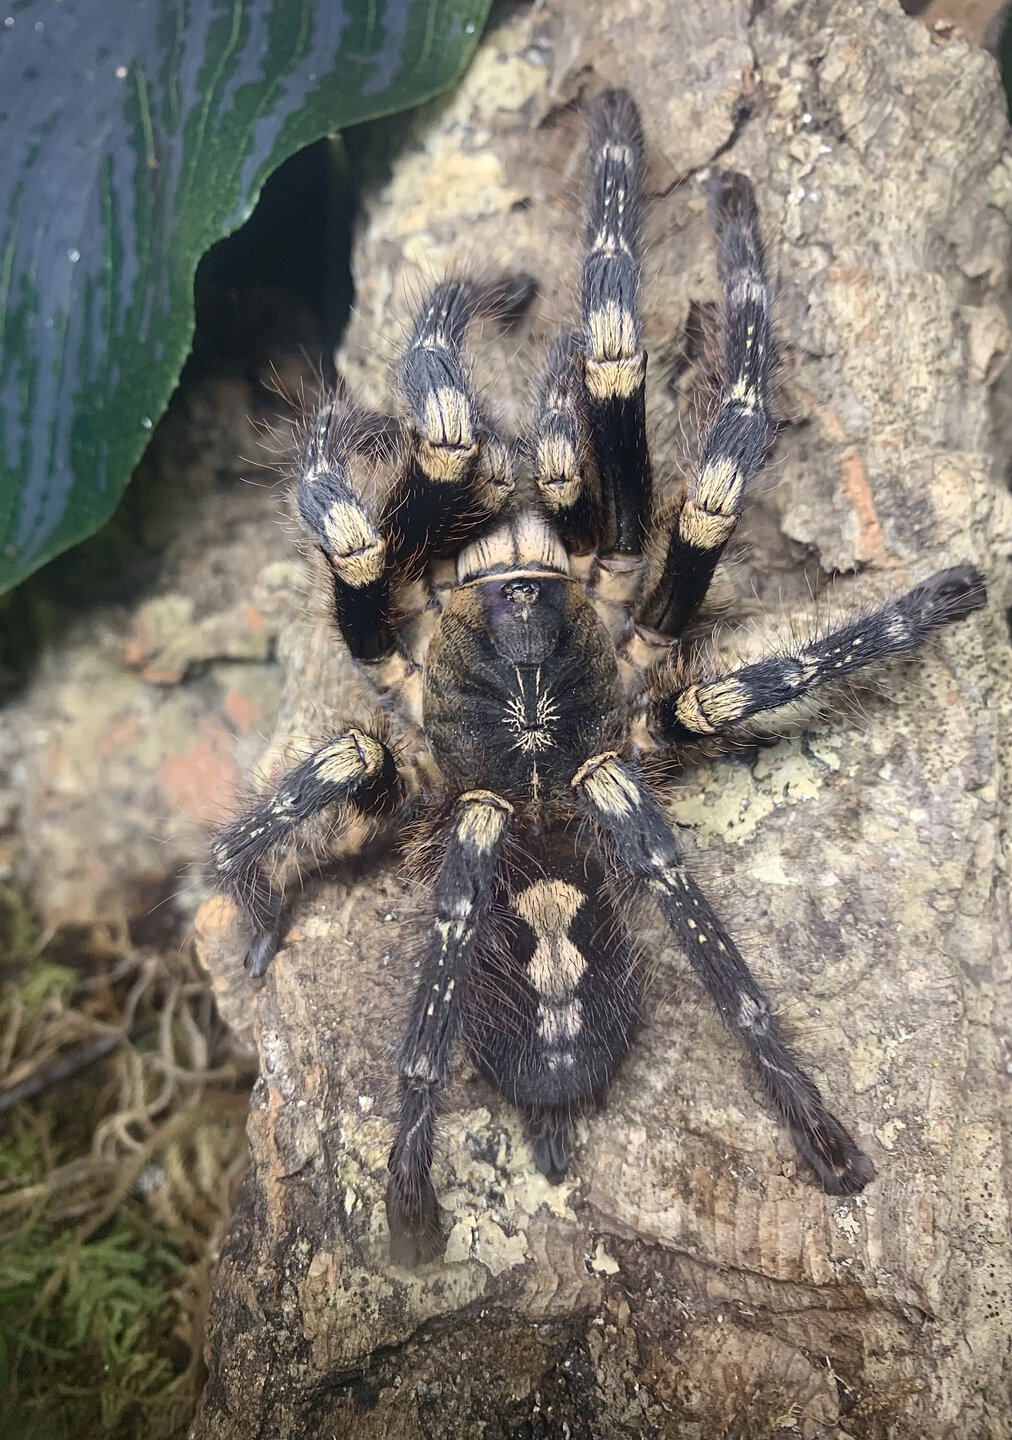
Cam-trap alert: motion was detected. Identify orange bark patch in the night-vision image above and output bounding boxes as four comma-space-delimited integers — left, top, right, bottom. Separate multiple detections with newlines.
840, 448, 891, 566
823, 265, 873, 286
159, 717, 241, 824
141, 665, 185, 686
193, 894, 241, 976
242, 603, 268, 633
223, 687, 264, 735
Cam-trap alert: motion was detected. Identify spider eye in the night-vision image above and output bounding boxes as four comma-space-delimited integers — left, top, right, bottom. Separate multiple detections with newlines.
502, 579, 540, 606
479, 576, 565, 663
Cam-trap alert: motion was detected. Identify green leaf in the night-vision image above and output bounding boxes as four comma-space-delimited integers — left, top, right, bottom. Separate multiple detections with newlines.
0, 0, 490, 591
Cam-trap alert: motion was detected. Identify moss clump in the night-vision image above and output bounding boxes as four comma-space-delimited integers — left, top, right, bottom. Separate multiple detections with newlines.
0, 885, 246, 1438
0, 1214, 182, 1440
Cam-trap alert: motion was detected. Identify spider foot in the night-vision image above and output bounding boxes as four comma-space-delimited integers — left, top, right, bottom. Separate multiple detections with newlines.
792, 1116, 876, 1197
527, 1106, 572, 1184
386, 1176, 444, 1268
243, 927, 283, 980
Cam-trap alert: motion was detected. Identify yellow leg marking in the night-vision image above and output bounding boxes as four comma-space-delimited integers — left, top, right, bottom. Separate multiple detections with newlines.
535, 434, 582, 508
423, 386, 474, 449
319, 496, 386, 586
586, 300, 639, 363
474, 432, 516, 512
678, 497, 738, 551
693, 454, 746, 516
571, 751, 639, 817
312, 729, 386, 787
584, 353, 645, 401
648, 866, 690, 900
418, 437, 478, 484
729, 378, 760, 409
674, 677, 754, 735
454, 791, 513, 852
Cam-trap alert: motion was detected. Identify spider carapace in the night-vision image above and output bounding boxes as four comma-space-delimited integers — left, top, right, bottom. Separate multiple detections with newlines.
213, 90, 986, 1265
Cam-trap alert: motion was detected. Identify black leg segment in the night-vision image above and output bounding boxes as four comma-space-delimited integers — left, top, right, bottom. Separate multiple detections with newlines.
572, 751, 875, 1194
212, 729, 400, 978
579, 89, 652, 555
386, 790, 512, 1266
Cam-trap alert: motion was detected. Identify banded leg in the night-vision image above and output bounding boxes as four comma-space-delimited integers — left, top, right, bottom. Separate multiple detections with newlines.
647, 565, 986, 745
298, 408, 394, 660
387, 790, 512, 1266
579, 89, 652, 554
382, 279, 524, 575
532, 332, 600, 554
213, 729, 400, 978
641, 173, 775, 634
572, 752, 875, 1194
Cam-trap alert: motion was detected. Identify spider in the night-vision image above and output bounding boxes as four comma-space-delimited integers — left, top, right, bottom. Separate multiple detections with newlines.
212, 90, 986, 1267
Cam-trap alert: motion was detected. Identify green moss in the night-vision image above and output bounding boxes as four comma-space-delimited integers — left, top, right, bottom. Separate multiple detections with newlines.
0, 1213, 183, 1440
0, 889, 194, 1437
0, 884, 40, 968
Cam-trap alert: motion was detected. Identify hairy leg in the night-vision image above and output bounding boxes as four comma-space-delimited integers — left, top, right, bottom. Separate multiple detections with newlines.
532, 332, 601, 555
381, 278, 527, 576
297, 409, 396, 660
645, 565, 986, 745
640, 173, 775, 635
578, 88, 652, 555
212, 728, 400, 977
387, 790, 512, 1266
571, 751, 875, 1194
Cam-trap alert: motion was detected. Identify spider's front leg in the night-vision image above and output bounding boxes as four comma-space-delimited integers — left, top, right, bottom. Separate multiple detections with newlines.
532, 332, 601, 555
212, 729, 401, 977
387, 789, 512, 1267
298, 411, 397, 660
640, 171, 775, 636
571, 752, 875, 1195
578, 88, 652, 555
381, 277, 527, 576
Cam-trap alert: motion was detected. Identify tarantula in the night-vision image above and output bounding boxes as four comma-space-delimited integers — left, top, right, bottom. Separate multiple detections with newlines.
213, 90, 986, 1266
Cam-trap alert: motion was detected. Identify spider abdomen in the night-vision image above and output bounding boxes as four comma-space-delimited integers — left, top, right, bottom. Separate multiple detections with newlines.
468, 830, 640, 1180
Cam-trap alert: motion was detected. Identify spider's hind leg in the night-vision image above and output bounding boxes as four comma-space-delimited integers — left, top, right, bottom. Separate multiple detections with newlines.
525, 1105, 573, 1184
573, 752, 875, 1195
387, 790, 513, 1267
212, 728, 401, 977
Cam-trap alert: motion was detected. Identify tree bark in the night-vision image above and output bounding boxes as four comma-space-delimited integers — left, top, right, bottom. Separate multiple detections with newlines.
193, 2, 1012, 1435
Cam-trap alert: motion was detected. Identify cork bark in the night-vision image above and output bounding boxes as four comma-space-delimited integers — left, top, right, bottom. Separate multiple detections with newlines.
192, 2, 1012, 1435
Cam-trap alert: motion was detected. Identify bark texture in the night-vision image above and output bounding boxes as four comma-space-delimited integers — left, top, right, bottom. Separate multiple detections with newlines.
193, 2, 1012, 1435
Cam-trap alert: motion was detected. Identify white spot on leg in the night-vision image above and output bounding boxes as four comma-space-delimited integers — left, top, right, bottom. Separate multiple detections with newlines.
738, 993, 761, 1029
885, 615, 911, 646
738, 992, 770, 1033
